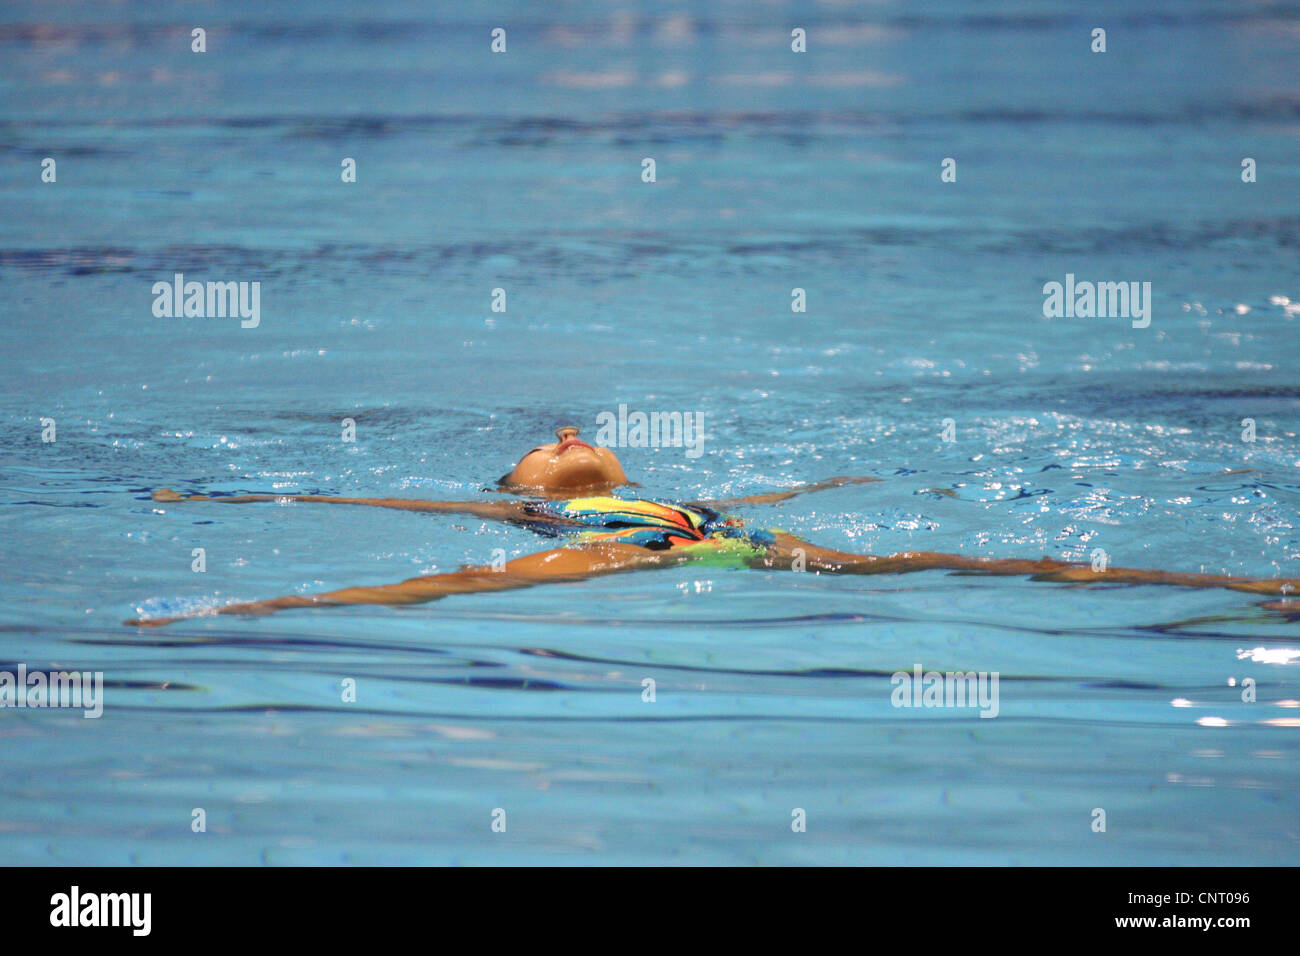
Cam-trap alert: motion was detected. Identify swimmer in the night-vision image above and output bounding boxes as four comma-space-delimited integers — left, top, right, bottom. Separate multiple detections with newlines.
126, 426, 1299, 627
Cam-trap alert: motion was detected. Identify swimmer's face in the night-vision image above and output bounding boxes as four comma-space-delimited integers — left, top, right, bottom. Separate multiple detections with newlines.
499, 427, 628, 496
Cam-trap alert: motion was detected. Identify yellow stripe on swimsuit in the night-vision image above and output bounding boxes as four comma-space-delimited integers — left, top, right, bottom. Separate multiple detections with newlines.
518, 496, 776, 563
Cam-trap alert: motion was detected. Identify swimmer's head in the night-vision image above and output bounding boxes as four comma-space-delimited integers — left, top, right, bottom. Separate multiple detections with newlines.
497, 426, 628, 496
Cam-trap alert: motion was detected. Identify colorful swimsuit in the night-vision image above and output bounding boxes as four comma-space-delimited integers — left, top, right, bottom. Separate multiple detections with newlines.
518, 496, 777, 568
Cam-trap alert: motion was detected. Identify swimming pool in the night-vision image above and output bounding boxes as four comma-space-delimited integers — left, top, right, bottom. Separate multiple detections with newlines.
1, 0, 1297, 864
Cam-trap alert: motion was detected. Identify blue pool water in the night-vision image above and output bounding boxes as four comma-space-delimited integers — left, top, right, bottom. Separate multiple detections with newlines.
1, 0, 1298, 864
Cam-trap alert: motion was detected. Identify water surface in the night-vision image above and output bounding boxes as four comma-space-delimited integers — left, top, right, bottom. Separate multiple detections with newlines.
1, 0, 1298, 864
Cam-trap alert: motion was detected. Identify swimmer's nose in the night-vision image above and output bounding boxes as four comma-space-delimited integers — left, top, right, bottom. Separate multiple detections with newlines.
555, 425, 580, 443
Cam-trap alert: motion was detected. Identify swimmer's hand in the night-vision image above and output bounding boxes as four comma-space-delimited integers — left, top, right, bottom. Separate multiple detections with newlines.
151, 488, 282, 503
124, 615, 182, 627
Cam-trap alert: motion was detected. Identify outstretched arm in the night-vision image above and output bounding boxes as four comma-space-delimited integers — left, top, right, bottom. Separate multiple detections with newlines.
125, 541, 684, 627
755, 533, 1300, 597
149, 488, 523, 522
695, 475, 881, 509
